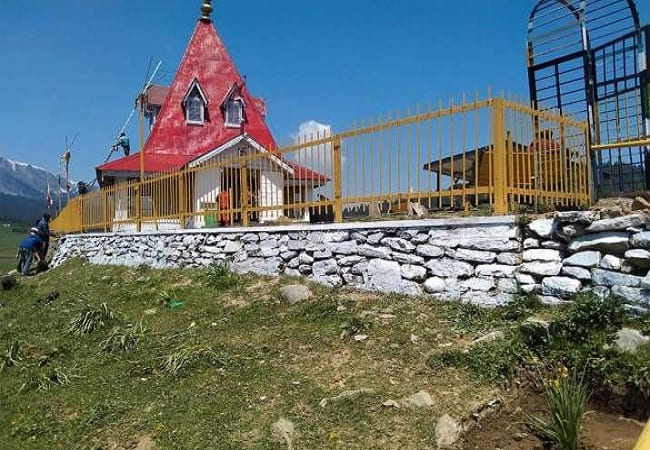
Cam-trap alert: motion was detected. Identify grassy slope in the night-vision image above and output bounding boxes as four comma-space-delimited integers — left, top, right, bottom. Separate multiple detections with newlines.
0, 260, 505, 450
0, 229, 23, 273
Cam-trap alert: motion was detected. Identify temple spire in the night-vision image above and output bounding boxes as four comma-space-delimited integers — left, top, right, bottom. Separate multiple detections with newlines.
200, 1, 213, 22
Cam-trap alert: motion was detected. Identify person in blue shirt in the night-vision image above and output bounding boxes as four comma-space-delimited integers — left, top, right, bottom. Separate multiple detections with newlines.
112, 132, 131, 157
17, 229, 43, 276
36, 212, 51, 261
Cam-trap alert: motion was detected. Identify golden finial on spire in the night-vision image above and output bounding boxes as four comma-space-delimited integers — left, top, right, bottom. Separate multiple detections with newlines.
200, 1, 213, 21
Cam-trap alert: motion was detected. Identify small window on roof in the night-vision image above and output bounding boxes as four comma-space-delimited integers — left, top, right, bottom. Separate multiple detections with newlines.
186, 88, 205, 124
225, 99, 243, 128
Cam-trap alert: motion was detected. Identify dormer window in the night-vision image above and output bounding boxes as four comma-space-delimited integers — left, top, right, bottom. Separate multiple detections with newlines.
225, 99, 243, 128
182, 79, 208, 125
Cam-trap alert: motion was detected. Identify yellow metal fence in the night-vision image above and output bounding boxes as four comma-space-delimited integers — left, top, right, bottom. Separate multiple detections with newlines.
51, 95, 591, 234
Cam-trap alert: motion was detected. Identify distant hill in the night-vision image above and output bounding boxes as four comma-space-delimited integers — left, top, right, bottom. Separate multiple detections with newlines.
0, 157, 74, 224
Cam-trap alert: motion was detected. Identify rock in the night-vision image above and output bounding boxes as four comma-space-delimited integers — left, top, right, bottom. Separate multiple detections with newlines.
353, 334, 368, 342
556, 210, 600, 223
538, 295, 566, 305
521, 284, 541, 293
367, 232, 385, 245
338, 255, 364, 266
312, 274, 343, 287
402, 390, 434, 408
435, 414, 461, 449
452, 248, 497, 264
610, 286, 650, 307
416, 244, 444, 258
631, 231, 650, 249
523, 249, 561, 262
368, 202, 382, 218
280, 285, 313, 305
326, 240, 358, 256
223, 241, 243, 254
520, 262, 562, 276
541, 276, 582, 298
568, 232, 630, 254
516, 273, 537, 285
625, 249, 650, 269
400, 264, 427, 281
524, 238, 540, 249
425, 258, 473, 278
474, 264, 517, 278
381, 238, 416, 253
271, 418, 294, 447
496, 252, 521, 265
632, 196, 650, 211
462, 292, 513, 307
541, 241, 564, 250
382, 399, 400, 409
529, 218, 555, 239
461, 238, 519, 252
312, 259, 339, 277
284, 268, 301, 278
459, 277, 495, 292
591, 269, 642, 288
563, 251, 601, 268
234, 257, 282, 276
561, 266, 591, 280
642, 272, 650, 290
600, 254, 622, 271
591, 285, 610, 299
424, 277, 446, 293
469, 330, 504, 346
358, 244, 392, 260
1, 274, 17, 291
392, 252, 425, 265
585, 214, 644, 233
614, 328, 649, 353
498, 278, 518, 294
409, 202, 428, 217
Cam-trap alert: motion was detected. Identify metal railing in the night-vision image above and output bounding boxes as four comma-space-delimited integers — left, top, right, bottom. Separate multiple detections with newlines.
51, 95, 591, 234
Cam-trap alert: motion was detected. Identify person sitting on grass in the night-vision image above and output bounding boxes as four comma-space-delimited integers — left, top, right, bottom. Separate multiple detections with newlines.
17, 228, 43, 276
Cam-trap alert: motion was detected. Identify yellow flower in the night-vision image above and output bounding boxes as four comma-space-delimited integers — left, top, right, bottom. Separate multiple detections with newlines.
558, 366, 569, 378
329, 430, 337, 440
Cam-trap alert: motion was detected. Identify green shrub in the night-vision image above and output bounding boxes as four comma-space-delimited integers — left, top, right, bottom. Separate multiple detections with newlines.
205, 261, 240, 290
100, 321, 146, 353
67, 303, 115, 335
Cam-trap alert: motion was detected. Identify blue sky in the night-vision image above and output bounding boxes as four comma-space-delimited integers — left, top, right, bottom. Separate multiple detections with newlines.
0, 0, 648, 183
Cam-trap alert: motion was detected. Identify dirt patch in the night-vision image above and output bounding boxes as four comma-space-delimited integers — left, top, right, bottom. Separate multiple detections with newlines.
458, 390, 644, 450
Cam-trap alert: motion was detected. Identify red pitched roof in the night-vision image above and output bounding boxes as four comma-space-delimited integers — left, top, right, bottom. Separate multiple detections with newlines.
97, 18, 277, 175
145, 85, 170, 107
97, 153, 193, 174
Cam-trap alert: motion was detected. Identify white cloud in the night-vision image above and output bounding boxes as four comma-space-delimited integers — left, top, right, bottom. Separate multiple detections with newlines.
290, 120, 335, 176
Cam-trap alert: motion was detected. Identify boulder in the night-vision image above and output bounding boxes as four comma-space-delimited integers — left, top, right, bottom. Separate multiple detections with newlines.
523, 249, 561, 262
402, 390, 434, 408
568, 232, 630, 254
600, 254, 622, 271
365, 259, 422, 295
425, 258, 473, 278
585, 214, 644, 233
280, 285, 313, 305
529, 218, 555, 239
1, 274, 17, 291
400, 264, 427, 281
436, 414, 461, 449
563, 251, 601, 268
625, 249, 650, 269
591, 269, 642, 287
520, 262, 562, 276
423, 277, 446, 293
541, 276, 581, 299
271, 418, 295, 447
614, 328, 650, 353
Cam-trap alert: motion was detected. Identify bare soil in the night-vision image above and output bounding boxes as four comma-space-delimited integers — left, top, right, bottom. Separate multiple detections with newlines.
458, 389, 645, 450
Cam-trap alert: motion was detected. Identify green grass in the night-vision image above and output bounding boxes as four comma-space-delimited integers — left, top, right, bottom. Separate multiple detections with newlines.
0, 260, 501, 450
0, 229, 23, 273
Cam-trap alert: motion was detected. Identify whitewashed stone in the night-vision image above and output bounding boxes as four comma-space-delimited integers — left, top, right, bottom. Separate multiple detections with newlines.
416, 244, 444, 258
338, 255, 365, 266
462, 292, 513, 307
568, 232, 630, 254
287, 257, 300, 269
615, 328, 650, 353
496, 252, 521, 265
358, 244, 392, 259
563, 251, 601, 268
498, 277, 518, 294
461, 238, 520, 252
631, 231, 650, 249
423, 277, 446, 293
516, 273, 536, 284
287, 240, 306, 251
326, 240, 358, 255
342, 273, 364, 285
523, 249, 561, 262
223, 241, 243, 254
351, 261, 369, 276
642, 272, 650, 290
321, 232, 349, 242
364, 259, 422, 295
524, 238, 540, 249
241, 233, 259, 243
541, 276, 581, 298
459, 277, 495, 292
280, 251, 297, 261
591, 286, 610, 299
625, 249, 650, 269
400, 264, 427, 281
299, 253, 314, 265
313, 250, 333, 260
281, 285, 313, 304
473, 264, 516, 278
381, 238, 416, 253
259, 246, 281, 258
234, 257, 281, 276
392, 252, 425, 265
452, 248, 497, 264
312, 259, 339, 277
611, 286, 650, 307
298, 264, 312, 274
601, 254, 622, 271
367, 232, 385, 245
561, 266, 591, 280
521, 284, 541, 293
541, 241, 563, 250
585, 214, 644, 233
556, 211, 600, 223
312, 274, 343, 287
591, 269, 642, 287
529, 218, 555, 239
425, 258, 473, 278
538, 295, 565, 305
520, 262, 562, 276
410, 233, 430, 244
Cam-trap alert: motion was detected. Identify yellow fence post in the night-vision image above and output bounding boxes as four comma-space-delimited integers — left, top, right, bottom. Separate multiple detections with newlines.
333, 138, 343, 222
178, 173, 185, 229
136, 182, 142, 233
492, 98, 508, 214
240, 164, 249, 227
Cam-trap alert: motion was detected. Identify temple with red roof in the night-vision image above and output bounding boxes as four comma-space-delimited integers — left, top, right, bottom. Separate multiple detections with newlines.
97, 1, 327, 227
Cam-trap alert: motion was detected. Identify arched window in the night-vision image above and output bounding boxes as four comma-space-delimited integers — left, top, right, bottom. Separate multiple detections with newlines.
225, 100, 243, 127
186, 89, 205, 124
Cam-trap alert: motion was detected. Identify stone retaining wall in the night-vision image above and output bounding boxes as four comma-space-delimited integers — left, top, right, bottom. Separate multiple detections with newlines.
51, 213, 650, 311
52, 217, 520, 307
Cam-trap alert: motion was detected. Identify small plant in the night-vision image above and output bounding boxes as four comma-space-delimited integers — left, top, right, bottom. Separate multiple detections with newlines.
339, 316, 373, 340
160, 346, 230, 377
100, 321, 146, 353
529, 365, 589, 450
22, 368, 76, 392
67, 303, 115, 335
205, 261, 240, 290
1, 340, 22, 371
